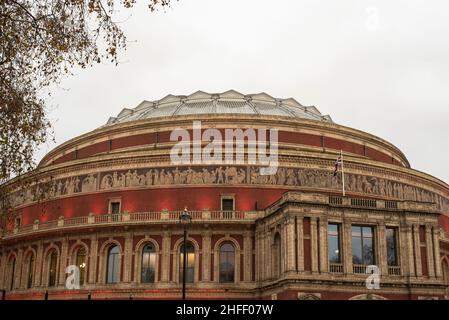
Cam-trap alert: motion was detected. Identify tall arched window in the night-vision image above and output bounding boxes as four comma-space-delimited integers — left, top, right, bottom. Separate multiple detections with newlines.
141, 243, 156, 283
76, 248, 87, 286
443, 259, 449, 285
26, 253, 35, 289
179, 243, 194, 283
8, 256, 16, 291
273, 233, 281, 278
106, 245, 120, 284
48, 251, 58, 287
219, 243, 235, 283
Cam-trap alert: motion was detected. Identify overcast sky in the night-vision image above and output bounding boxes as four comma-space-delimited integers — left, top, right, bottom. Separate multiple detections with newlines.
38, 0, 449, 184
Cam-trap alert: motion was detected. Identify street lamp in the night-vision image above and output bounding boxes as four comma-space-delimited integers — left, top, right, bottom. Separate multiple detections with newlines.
179, 207, 192, 300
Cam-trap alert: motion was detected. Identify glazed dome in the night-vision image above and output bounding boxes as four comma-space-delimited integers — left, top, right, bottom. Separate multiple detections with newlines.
104, 90, 333, 126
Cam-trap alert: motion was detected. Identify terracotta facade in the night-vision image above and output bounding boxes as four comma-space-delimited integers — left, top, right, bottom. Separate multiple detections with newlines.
1, 93, 449, 300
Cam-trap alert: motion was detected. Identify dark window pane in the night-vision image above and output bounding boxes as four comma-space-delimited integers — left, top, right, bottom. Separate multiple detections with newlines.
27, 255, 34, 289
9, 258, 16, 291
110, 202, 120, 214
222, 198, 234, 211
107, 246, 120, 284
386, 228, 398, 266
363, 238, 374, 265
362, 226, 373, 236
219, 243, 235, 283
352, 226, 375, 265
48, 252, 58, 287
179, 243, 195, 283
141, 244, 156, 283
76, 248, 87, 286
328, 224, 341, 263
352, 234, 363, 264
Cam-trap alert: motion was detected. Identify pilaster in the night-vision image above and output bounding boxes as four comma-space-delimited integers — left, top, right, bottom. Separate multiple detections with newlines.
58, 238, 69, 286
88, 235, 98, 284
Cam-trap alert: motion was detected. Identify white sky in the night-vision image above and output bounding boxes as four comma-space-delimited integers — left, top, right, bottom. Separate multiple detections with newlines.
39, 0, 449, 184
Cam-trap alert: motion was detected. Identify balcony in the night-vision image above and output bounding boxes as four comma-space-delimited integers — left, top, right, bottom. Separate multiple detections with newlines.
388, 266, 401, 276
3, 210, 261, 239
329, 263, 344, 273
353, 264, 368, 274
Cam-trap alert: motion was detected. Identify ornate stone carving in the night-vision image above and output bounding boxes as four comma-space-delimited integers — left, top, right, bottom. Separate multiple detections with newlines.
9, 165, 449, 214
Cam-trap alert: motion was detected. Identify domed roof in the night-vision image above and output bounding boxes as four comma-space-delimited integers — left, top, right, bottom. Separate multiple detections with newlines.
105, 90, 333, 126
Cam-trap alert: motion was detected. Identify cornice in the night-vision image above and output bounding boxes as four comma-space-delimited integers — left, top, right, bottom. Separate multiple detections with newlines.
38, 114, 410, 169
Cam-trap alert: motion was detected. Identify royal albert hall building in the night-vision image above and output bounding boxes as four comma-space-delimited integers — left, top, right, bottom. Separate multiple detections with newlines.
1, 90, 449, 300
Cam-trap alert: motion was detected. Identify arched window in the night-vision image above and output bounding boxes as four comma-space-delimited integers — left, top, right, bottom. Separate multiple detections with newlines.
26, 253, 35, 289
141, 243, 156, 283
273, 233, 281, 278
106, 245, 120, 284
8, 256, 16, 291
443, 259, 449, 285
179, 243, 194, 283
48, 251, 58, 287
76, 247, 87, 286
219, 243, 235, 283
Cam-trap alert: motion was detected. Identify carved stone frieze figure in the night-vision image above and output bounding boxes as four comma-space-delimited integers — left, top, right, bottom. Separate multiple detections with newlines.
10, 164, 449, 213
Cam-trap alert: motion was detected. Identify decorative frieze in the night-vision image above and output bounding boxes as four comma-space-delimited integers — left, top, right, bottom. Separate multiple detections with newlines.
9, 165, 449, 214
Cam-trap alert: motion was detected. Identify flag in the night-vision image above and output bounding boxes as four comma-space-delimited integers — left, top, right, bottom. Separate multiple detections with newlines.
333, 155, 342, 177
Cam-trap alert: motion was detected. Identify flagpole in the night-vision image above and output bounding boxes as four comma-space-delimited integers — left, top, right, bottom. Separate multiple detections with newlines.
341, 150, 346, 197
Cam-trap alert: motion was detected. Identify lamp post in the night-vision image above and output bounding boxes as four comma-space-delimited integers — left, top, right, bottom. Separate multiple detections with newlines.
179, 207, 192, 300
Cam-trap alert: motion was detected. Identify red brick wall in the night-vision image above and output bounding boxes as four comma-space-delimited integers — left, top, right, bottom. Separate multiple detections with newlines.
438, 214, 449, 233
366, 146, 392, 164
323, 136, 364, 156
48, 130, 402, 167
77, 141, 109, 159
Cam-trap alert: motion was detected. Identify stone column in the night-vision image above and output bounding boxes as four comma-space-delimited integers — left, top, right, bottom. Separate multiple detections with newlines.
318, 217, 328, 274
265, 228, 271, 280
243, 231, 252, 282
310, 217, 319, 273
257, 228, 266, 281
296, 216, 304, 272
34, 241, 44, 287
432, 227, 442, 278
202, 231, 211, 282
285, 216, 296, 273
15, 248, 23, 289
403, 225, 415, 277
88, 235, 98, 284
343, 221, 353, 274
413, 224, 422, 277
377, 223, 388, 277
425, 225, 435, 278
161, 231, 171, 283
257, 228, 264, 281
58, 238, 69, 286
254, 229, 261, 282
123, 233, 133, 282
282, 218, 288, 273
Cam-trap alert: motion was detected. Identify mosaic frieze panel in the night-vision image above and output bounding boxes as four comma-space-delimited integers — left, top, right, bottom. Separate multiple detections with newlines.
10, 166, 449, 213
